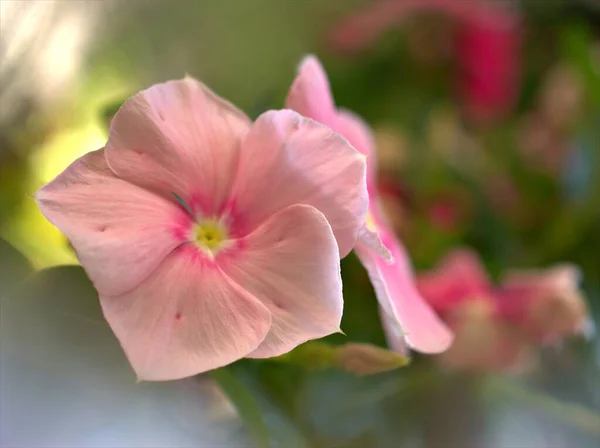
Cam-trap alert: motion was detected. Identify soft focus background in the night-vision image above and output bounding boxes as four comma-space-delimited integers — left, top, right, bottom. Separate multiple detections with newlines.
1, 1, 599, 447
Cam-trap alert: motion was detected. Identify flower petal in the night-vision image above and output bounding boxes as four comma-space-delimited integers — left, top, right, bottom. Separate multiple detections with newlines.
100, 249, 272, 381
439, 300, 533, 373
286, 57, 376, 181
285, 55, 337, 125
499, 264, 589, 343
417, 248, 492, 313
356, 224, 453, 354
35, 149, 188, 297
220, 204, 343, 358
336, 109, 377, 182
379, 307, 409, 355
357, 223, 393, 263
229, 109, 368, 257
105, 77, 251, 215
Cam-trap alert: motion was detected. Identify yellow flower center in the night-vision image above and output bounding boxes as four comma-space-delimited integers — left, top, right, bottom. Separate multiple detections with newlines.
194, 220, 228, 253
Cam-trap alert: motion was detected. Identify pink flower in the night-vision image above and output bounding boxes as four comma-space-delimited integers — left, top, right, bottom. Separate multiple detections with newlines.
499, 265, 591, 344
35, 77, 369, 381
417, 249, 532, 372
417, 248, 590, 372
416, 249, 493, 315
286, 56, 453, 354
438, 298, 533, 373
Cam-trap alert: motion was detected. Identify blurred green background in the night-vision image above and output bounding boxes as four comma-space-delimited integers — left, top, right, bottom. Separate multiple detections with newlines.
1, 1, 599, 447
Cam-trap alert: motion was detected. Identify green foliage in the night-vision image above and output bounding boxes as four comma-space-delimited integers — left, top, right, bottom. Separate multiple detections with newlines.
211, 368, 271, 448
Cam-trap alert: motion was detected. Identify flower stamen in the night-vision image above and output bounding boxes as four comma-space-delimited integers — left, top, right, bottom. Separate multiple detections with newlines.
194, 220, 228, 254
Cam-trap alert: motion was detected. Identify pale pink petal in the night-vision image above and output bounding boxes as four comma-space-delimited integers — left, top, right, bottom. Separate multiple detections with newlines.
356, 223, 453, 354
285, 55, 337, 126
101, 249, 272, 381
286, 56, 387, 258
286, 57, 377, 178
356, 196, 399, 262
417, 248, 492, 312
35, 149, 189, 297
379, 307, 409, 355
229, 110, 368, 257
335, 109, 377, 182
219, 204, 343, 358
105, 77, 251, 215
357, 223, 393, 263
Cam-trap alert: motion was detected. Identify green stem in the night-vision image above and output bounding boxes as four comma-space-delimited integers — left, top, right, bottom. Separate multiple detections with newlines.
210, 368, 271, 448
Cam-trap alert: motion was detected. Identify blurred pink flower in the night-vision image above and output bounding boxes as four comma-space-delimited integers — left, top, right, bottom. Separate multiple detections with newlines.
499, 265, 591, 344
417, 249, 492, 315
36, 77, 369, 381
417, 249, 533, 372
440, 298, 533, 373
328, 0, 522, 124
286, 56, 453, 354
417, 248, 590, 372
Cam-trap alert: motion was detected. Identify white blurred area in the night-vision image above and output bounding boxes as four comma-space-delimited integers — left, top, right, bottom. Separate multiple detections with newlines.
0, 0, 106, 129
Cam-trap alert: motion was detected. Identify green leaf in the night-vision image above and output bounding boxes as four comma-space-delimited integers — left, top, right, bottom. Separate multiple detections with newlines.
1, 265, 131, 380
1, 266, 135, 444
0, 237, 32, 299
211, 367, 271, 448
230, 361, 311, 448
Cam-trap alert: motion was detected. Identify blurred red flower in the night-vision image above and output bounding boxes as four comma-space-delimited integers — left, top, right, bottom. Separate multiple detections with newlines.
328, 0, 522, 124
